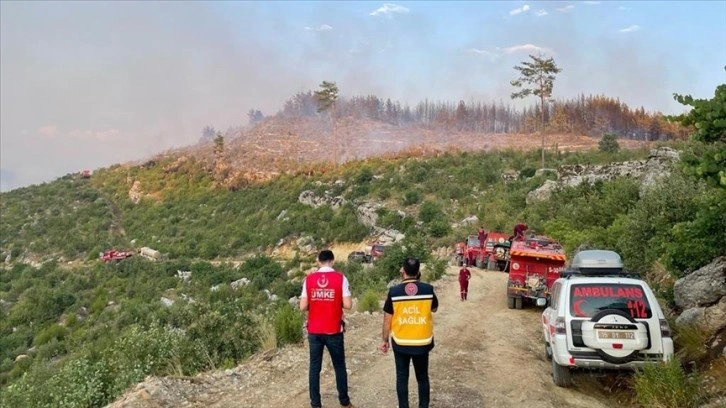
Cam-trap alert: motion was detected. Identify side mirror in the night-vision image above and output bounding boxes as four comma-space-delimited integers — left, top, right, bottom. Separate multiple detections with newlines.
536, 298, 547, 307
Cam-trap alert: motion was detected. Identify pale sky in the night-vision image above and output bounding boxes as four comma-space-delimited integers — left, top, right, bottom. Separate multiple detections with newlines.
1, 1, 725, 191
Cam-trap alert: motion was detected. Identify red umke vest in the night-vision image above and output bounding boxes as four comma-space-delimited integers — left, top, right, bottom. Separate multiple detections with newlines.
305, 271, 344, 335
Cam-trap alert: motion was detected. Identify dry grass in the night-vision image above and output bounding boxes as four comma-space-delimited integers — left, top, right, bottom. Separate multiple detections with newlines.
703, 357, 726, 398
330, 242, 368, 263
272, 242, 368, 260
674, 324, 711, 363
256, 317, 278, 352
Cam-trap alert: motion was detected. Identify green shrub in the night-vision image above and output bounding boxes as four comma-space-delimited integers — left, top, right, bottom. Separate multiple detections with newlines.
634, 357, 702, 408
418, 201, 443, 223
106, 324, 189, 395
402, 189, 421, 206
599, 133, 620, 153
428, 219, 451, 238
34, 324, 68, 346
519, 167, 537, 179
357, 290, 381, 313
274, 303, 304, 346
0, 357, 111, 408
422, 258, 448, 282
355, 168, 374, 184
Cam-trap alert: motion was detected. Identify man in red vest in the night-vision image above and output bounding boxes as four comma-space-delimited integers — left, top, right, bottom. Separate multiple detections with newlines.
300, 250, 355, 408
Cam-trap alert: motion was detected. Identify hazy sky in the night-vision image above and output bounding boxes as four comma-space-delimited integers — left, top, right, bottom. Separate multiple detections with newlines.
1, 1, 725, 191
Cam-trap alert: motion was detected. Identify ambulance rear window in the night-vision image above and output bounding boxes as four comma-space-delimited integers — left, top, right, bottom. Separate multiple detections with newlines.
569, 283, 652, 319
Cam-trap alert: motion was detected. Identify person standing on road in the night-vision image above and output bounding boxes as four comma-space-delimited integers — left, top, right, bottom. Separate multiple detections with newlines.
380, 258, 439, 408
458, 266, 471, 301
300, 250, 355, 408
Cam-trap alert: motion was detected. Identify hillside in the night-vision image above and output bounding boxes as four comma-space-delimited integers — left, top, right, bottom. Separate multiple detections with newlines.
2, 82, 725, 407
182, 107, 656, 182
169, 90, 680, 182
2, 143, 725, 408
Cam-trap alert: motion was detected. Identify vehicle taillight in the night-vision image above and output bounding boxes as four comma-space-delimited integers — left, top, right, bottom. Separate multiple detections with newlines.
555, 317, 567, 334
659, 319, 671, 337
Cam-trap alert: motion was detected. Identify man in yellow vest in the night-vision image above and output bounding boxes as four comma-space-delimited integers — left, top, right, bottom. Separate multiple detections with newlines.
379, 258, 439, 408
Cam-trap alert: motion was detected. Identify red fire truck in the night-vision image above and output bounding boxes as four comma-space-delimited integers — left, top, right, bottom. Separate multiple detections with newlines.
506, 236, 566, 310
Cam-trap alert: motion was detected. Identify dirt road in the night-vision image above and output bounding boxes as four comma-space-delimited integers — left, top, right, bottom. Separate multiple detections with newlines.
110, 267, 634, 408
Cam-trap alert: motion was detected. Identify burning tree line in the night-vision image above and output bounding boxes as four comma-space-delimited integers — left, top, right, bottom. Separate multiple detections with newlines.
277, 91, 687, 141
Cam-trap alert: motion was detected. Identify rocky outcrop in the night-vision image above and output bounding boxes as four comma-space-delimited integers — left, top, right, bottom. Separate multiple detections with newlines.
675, 257, 726, 309
298, 190, 346, 209
501, 170, 518, 182
231, 278, 251, 290
128, 180, 143, 204
140, 247, 161, 260
674, 257, 726, 338
356, 202, 382, 228
372, 228, 405, 244
525, 180, 559, 204
176, 270, 192, 282
295, 235, 317, 254
451, 215, 479, 229
526, 147, 680, 204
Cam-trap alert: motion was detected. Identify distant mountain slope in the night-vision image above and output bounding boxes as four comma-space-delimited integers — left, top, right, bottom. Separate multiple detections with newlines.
183, 115, 651, 180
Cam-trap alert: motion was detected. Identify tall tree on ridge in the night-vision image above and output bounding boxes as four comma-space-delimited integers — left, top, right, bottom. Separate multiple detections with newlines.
314, 81, 340, 166
511, 54, 562, 169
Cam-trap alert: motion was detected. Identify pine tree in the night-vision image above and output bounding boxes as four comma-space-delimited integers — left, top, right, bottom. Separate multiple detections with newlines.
314, 81, 339, 166
511, 54, 562, 168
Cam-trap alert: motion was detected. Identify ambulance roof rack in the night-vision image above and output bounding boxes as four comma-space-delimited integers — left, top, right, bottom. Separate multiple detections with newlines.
561, 249, 641, 279
560, 268, 642, 280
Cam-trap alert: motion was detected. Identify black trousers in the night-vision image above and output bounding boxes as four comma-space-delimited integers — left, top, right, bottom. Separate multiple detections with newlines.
393, 351, 430, 408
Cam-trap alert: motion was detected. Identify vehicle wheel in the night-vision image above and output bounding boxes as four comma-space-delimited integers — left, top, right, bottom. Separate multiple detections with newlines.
507, 296, 515, 309
487, 259, 496, 270
475, 256, 484, 268
552, 358, 572, 387
544, 342, 553, 361
514, 297, 523, 310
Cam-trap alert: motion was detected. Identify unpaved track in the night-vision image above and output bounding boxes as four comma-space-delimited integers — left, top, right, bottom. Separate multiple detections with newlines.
110, 267, 632, 408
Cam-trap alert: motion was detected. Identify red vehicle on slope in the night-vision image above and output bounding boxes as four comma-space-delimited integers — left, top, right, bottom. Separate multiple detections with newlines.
366, 242, 387, 263
453, 235, 484, 267
506, 236, 566, 310
100, 249, 134, 262
480, 232, 510, 269
454, 232, 511, 268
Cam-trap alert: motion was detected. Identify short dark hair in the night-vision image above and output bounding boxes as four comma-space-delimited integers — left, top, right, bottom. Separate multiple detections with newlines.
402, 257, 420, 277
318, 250, 335, 263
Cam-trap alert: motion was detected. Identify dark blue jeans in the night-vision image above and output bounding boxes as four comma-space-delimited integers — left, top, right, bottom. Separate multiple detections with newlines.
308, 333, 350, 407
394, 351, 430, 408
